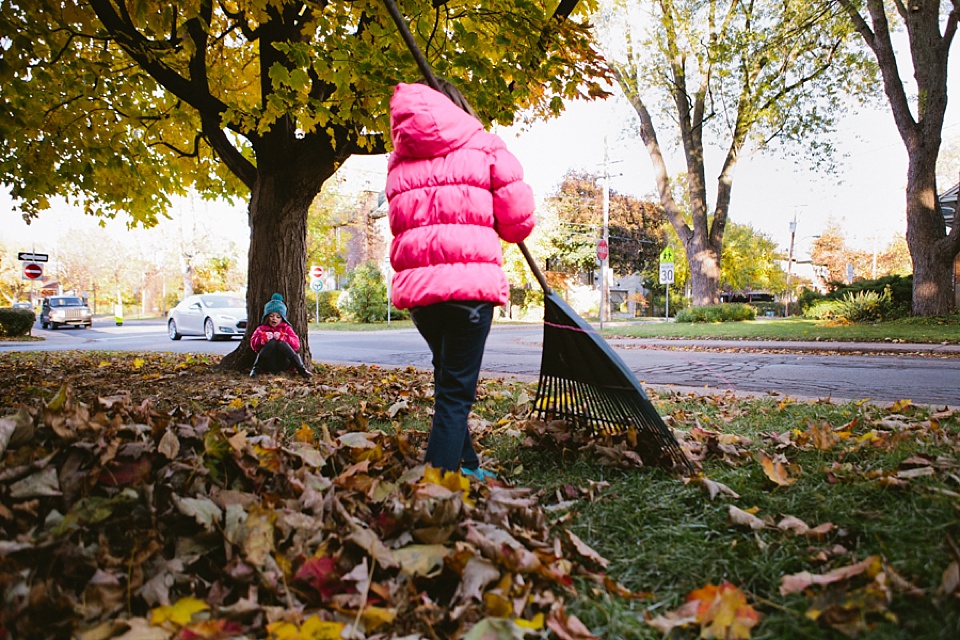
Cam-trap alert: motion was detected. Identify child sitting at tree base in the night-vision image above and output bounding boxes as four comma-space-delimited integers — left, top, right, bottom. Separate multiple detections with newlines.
249, 293, 311, 378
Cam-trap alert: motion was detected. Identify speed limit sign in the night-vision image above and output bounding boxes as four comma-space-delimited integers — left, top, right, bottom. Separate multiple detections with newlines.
659, 262, 675, 285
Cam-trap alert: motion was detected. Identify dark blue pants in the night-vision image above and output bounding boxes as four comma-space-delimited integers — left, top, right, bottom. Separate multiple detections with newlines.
252, 339, 304, 373
410, 301, 494, 473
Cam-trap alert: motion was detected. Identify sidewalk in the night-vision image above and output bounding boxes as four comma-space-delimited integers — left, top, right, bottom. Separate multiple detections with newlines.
604, 337, 960, 357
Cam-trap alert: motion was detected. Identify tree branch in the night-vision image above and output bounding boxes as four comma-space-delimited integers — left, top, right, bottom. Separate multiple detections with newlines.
836, 0, 917, 143
88, 0, 231, 118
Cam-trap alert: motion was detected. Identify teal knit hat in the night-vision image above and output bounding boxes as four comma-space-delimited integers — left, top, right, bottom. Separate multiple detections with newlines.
262, 293, 288, 323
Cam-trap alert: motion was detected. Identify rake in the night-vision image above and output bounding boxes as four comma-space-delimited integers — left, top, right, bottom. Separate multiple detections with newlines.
382, 0, 692, 473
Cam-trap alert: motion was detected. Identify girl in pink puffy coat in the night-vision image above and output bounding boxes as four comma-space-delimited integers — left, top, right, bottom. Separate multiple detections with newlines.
386, 80, 536, 480
249, 293, 311, 378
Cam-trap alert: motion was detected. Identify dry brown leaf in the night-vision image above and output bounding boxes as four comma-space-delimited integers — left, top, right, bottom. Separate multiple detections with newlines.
547, 603, 599, 640
940, 561, 960, 597
729, 505, 766, 530
757, 450, 797, 486
780, 555, 881, 595
700, 476, 741, 500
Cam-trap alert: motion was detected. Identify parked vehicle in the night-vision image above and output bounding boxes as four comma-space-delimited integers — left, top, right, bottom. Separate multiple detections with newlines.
12, 301, 33, 311
167, 293, 247, 341
40, 296, 92, 329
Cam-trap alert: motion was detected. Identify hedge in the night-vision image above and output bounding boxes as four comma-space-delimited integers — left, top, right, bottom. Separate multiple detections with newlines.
0, 308, 36, 337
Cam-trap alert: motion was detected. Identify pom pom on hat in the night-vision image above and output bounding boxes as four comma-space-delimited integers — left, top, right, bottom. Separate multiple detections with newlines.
262, 293, 288, 322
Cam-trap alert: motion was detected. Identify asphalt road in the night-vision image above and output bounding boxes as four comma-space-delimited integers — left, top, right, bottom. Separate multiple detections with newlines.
4, 318, 959, 407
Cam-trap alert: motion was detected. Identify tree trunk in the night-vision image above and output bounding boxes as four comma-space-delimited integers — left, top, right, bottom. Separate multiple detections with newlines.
837, 0, 960, 316
906, 149, 955, 316
218, 172, 315, 372
686, 234, 722, 306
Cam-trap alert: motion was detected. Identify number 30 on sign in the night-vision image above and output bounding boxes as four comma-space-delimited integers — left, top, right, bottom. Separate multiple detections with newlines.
659, 262, 675, 285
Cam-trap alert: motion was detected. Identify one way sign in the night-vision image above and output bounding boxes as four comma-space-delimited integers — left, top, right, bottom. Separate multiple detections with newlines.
18, 252, 49, 262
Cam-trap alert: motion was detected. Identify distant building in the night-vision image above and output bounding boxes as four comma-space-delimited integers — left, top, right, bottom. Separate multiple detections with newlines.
939, 181, 959, 307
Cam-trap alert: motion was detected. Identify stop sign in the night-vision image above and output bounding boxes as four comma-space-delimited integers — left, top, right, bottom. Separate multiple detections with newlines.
596, 239, 609, 262
310, 265, 324, 280
23, 262, 43, 280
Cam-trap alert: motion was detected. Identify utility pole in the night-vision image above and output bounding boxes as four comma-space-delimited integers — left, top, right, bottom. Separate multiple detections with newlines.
784, 215, 797, 316
599, 139, 610, 327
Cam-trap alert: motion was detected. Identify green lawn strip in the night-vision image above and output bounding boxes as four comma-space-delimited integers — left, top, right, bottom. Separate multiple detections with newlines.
603, 316, 960, 344
308, 320, 416, 331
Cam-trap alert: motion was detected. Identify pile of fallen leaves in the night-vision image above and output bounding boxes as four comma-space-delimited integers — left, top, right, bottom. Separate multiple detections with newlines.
1, 377, 620, 639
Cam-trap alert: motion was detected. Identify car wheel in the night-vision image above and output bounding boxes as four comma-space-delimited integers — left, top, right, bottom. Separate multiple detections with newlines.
51, 322, 58, 330
41, 320, 48, 329
168, 319, 182, 341
204, 318, 216, 341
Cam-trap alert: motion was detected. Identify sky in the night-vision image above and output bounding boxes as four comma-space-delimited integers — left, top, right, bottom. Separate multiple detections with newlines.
342, 81, 958, 259
496, 91, 933, 257
4, 57, 959, 264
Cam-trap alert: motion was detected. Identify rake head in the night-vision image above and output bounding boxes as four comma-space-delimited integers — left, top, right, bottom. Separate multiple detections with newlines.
533, 292, 692, 472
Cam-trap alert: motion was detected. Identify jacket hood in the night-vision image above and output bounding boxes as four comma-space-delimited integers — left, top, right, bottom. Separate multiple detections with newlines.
390, 83, 484, 160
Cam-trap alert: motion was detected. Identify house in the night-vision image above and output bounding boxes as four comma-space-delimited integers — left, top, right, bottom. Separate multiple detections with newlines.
939, 181, 959, 306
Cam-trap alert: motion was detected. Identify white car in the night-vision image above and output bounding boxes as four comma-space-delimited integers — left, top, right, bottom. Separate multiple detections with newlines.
167, 294, 247, 341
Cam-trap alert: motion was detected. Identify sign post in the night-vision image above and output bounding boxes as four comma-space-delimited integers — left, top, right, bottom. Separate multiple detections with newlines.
658, 247, 676, 319
597, 238, 609, 328
309, 266, 324, 323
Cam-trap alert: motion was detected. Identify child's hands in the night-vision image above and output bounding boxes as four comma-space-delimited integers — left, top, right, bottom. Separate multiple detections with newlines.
265, 331, 276, 341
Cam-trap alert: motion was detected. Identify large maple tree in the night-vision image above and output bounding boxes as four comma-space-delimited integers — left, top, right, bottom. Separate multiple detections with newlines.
602, 0, 876, 306
835, 0, 960, 316
0, 0, 609, 368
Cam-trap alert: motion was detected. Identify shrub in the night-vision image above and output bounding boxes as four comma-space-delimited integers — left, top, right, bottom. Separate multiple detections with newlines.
647, 291, 688, 317
307, 290, 340, 322
804, 285, 901, 323
803, 274, 912, 320
338, 262, 387, 323
0, 308, 36, 337
675, 303, 756, 323
802, 299, 843, 321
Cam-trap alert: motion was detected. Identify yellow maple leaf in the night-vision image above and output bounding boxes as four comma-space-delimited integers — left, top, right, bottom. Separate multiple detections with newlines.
265, 620, 299, 639
360, 605, 396, 631
688, 582, 761, 639
149, 596, 209, 627
423, 465, 472, 503
515, 613, 545, 629
890, 399, 913, 412
300, 616, 346, 639
295, 423, 315, 443
483, 591, 514, 617
133, 357, 145, 369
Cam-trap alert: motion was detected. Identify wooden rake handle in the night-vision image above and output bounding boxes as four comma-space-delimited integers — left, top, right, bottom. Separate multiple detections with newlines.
381, 0, 551, 295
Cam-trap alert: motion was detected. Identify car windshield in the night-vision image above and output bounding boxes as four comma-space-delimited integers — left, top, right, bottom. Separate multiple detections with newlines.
202, 296, 245, 309
52, 298, 84, 307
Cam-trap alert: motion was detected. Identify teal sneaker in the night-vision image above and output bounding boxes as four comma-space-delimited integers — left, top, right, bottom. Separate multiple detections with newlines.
461, 467, 497, 482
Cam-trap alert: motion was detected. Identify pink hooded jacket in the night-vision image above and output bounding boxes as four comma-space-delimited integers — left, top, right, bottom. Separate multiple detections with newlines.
386, 83, 535, 309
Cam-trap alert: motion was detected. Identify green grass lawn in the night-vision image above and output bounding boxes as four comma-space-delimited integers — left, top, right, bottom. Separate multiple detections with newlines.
603, 316, 960, 344
309, 319, 417, 331
306, 313, 960, 344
